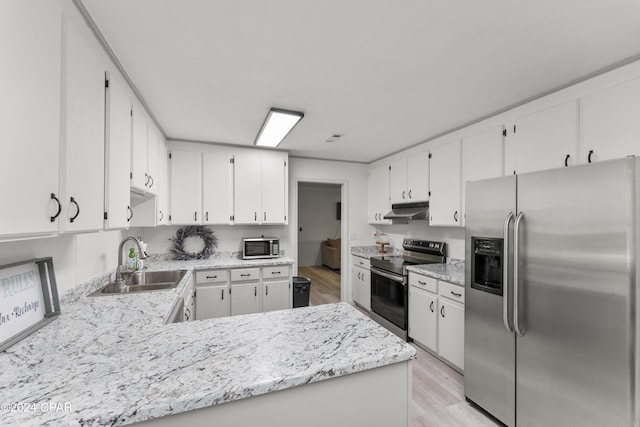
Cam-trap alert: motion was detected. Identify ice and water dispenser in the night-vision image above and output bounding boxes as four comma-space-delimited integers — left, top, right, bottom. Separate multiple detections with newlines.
471, 237, 503, 296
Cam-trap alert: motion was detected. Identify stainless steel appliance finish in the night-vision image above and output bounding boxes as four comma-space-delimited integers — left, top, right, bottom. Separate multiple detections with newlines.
242, 237, 280, 259
465, 157, 639, 427
383, 201, 429, 223
370, 238, 446, 340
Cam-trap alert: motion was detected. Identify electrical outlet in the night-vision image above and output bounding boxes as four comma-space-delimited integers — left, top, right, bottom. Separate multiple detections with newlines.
279, 249, 285, 256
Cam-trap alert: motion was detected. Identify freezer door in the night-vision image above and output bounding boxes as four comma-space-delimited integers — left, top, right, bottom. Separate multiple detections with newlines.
516, 158, 635, 427
464, 175, 516, 427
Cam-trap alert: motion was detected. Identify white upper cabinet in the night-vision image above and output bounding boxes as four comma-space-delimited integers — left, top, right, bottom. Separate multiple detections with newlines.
260, 151, 288, 224
170, 151, 202, 224
131, 104, 148, 193
511, 100, 578, 174
390, 152, 430, 205
581, 78, 640, 164
234, 151, 261, 224
104, 73, 132, 230
461, 126, 504, 226
203, 150, 233, 224
59, 18, 105, 233
157, 139, 169, 225
146, 127, 159, 196
367, 164, 390, 224
429, 140, 462, 227
233, 150, 288, 225
0, 1, 62, 237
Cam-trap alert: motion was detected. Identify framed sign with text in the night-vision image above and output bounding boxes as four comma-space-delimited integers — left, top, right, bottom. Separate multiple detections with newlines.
0, 258, 60, 352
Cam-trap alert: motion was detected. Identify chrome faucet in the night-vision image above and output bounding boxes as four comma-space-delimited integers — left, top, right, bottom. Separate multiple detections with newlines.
116, 237, 148, 281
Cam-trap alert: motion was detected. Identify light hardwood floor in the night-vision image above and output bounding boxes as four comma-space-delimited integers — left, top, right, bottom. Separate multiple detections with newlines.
297, 265, 341, 306
411, 344, 498, 427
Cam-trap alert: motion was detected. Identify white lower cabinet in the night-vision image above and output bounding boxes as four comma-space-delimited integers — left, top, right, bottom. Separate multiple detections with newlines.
195, 283, 230, 320
408, 272, 464, 371
263, 279, 290, 312
231, 282, 261, 316
351, 256, 371, 310
183, 275, 196, 322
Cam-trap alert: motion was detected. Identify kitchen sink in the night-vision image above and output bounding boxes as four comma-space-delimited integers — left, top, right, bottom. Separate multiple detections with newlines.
89, 270, 187, 296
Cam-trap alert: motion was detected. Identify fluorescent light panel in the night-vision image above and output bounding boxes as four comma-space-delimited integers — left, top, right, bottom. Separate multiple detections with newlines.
255, 108, 304, 147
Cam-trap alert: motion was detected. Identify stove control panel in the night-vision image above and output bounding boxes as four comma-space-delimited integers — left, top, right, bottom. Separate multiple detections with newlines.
402, 239, 446, 255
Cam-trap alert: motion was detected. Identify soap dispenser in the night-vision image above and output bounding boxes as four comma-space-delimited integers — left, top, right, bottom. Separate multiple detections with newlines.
128, 248, 137, 270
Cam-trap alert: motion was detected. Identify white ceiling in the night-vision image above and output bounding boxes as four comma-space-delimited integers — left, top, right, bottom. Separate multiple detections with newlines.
83, 0, 640, 163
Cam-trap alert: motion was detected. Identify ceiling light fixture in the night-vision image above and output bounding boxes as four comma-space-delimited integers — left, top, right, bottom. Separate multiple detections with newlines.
254, 108, 304, 147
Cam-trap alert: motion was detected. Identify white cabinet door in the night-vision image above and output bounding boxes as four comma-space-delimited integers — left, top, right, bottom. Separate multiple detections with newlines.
407, 150, 429, 202
351, 267, 362, 305
581, 78, 640, 163
352, 265, 370, 310
408, 287, 438, 353
233, 151, 261, 224
0, 1, 61, 237
461, 126, 504, 226
429, 140, 462, 227
438, 298, 464, 370
203, 151, 233, 224
131, 104, 148, 192
195, 284, 230, 320
146, 127, 159, 195
389, 158, 408, 205
157, 139, 169, 225
263, 279, 290, 312
104, 73, 132, 230
512, 100, 578, 174
261, 151, 287, 224
367, 164, 390, 224
231, 282, 261, 316
170, 151, 201, 224
60, 18, 105, 233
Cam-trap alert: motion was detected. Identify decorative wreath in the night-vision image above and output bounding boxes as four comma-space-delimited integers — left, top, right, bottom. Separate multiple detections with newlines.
169, 226, 218, 260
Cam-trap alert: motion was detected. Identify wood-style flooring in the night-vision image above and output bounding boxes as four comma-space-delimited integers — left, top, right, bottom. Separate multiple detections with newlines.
297, 265, 341, 306
411, 344, 498, 427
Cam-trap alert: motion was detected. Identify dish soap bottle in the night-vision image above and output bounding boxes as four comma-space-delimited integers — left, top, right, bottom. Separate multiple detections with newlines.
128, 248, 137, 270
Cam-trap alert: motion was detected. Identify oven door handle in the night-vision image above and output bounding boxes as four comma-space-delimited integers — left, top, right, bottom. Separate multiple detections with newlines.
370, 267, 406, 284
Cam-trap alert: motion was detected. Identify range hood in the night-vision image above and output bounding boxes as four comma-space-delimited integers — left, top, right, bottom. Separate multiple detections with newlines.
383, 201, 429, 223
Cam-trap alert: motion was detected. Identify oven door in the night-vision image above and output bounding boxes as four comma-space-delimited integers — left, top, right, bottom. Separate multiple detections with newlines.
370, 267, 407, 330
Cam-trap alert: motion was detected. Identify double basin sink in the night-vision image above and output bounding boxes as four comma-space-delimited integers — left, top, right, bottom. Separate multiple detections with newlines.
89, 270, 186, 296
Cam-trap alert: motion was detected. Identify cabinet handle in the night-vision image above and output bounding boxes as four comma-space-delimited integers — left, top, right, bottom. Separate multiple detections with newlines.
185, 307, 191, 320
69, 197, 80, 223
159, 210, 164, 221
588, 150, 594, 163
194, 212, 197, 222
264, 212, 267, 221
206, 275, 217, 279
50, 193, 61, 222
451, 291, 462, 298
440, 305, 445, 318
402, 190, 406, 200
127, 206, 133, 222
430, 301, 434, 312
254, 286, 257, 296
205, 212, 209, 222
254, 212, 257, 221
221, 289, 224, 300
272, 271, 280, 275
266, 285, 269, 296
148, 175, 154, 188
564, 154, 570, 167
453, 211, 458, 222
408, 190, 412, 199
418, 280, 426, 285
240, 273, 250, 277
144, 173, 150, 186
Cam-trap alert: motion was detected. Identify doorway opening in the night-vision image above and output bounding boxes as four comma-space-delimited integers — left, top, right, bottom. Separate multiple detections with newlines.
297, 182, 342, 306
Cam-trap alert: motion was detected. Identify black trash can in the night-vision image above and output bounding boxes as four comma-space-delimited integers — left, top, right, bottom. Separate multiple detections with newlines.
293, 276, 311, 308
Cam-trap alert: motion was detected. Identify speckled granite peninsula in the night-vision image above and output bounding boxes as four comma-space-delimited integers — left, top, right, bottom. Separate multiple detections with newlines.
1, 255, 416, 427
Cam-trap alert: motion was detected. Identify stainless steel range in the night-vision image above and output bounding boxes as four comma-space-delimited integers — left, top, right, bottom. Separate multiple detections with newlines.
370, 238, 446, 340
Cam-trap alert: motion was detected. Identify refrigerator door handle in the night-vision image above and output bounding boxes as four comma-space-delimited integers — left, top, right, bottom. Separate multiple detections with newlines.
513, 211, 525, 337
503, 211, 515, 333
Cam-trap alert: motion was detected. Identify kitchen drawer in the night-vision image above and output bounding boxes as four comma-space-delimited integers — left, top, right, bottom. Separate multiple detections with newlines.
352, 255, 370, 269
263, 265, 290, 280
231, 268, 260, 282
409, 273, 437, 294
438, 281, 465, 304
196, 270, 228, 284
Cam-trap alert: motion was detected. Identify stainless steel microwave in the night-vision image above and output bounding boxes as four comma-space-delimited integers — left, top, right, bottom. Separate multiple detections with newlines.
242, 237, 280, 259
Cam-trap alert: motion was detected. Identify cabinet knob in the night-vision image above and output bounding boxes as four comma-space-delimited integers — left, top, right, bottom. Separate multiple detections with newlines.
69, 197, 80, 223
50, 193, 61, 222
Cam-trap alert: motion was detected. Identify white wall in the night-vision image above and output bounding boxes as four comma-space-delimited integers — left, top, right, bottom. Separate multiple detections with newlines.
0, 228, 142, 295
298, 183, 341, 266
373, 223, 465, 261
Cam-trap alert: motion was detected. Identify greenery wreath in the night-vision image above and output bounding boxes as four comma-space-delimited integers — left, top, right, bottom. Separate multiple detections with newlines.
169, 226, 218, 260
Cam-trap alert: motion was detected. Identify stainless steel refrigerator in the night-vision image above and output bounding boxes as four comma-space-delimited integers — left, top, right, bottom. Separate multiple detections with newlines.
464, 156, 639, 427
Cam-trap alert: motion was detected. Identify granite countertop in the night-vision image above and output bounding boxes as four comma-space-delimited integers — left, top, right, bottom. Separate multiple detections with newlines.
406, 261, 465, 286
1, 255, 415, 426
350, 245, 402, 259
